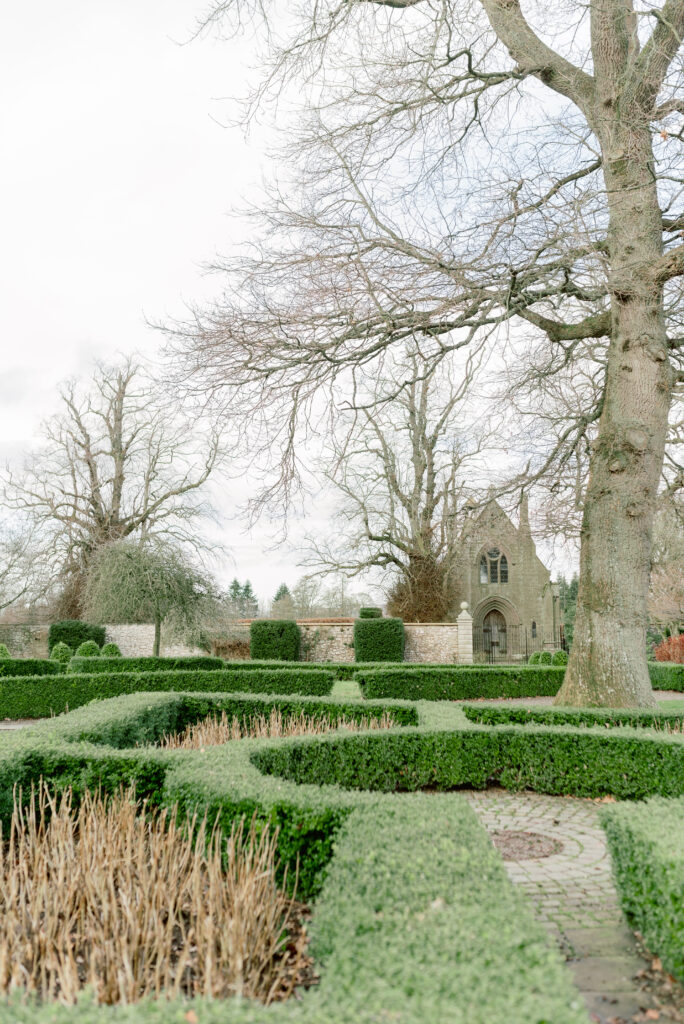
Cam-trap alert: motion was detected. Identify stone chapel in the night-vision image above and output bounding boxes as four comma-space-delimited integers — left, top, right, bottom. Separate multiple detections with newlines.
451, 495, 562, 658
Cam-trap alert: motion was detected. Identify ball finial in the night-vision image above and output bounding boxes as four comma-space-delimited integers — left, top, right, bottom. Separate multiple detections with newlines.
460, 601, 469, 611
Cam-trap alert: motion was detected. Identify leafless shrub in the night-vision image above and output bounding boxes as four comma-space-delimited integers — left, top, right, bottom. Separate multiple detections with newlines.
0, 784, 309, 1005
210, 637, 252, 659
161, 707, 396, 749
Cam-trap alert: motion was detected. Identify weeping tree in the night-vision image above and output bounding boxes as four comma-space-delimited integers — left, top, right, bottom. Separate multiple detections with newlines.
172, 0, 684, 705
82, 540, 215, 656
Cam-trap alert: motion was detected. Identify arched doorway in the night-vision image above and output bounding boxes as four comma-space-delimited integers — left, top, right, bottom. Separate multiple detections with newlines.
483, 609, 507, 660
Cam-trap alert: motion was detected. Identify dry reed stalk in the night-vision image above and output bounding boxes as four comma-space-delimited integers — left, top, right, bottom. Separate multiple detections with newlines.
651, 719, 683, 734
0, 784, 309, 1006
161, 708, 396, 750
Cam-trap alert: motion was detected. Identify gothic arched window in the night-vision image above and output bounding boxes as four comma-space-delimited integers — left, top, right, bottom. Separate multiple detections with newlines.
479, 547, 509, 584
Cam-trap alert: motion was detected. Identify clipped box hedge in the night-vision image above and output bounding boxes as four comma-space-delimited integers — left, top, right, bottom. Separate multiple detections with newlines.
250, 619, 302, 661
462, 704, 684, 730
648, 661, 684, 691
48, 620, 106, 653
0, 658, 63, 678
0, 667, 336, 718
353, 617, 404, 662
601, 796, 684, 983
0, 692, 599, 1023
68, 655, 224, 674
357, 665, 565, 700
254, 724, 684, 799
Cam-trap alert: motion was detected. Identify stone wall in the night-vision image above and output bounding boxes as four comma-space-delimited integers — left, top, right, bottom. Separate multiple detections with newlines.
103, 624, 205, 658
0, 618, 474, 664
105, 621, 469, 663
404, 624, 459, 663
0, 623, 49, 658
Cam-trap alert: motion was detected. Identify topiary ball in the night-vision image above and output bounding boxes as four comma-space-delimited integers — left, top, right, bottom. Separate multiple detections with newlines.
538, 650, 553, 665
100, 642, 122, 657
551, 649, 568, 666
50, 642, 73, 663
75, 640, 101, 658
528, 651, 541, 665
0, 644, 10, 659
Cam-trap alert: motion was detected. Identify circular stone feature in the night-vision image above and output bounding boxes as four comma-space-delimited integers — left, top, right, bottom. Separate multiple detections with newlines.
490, 829, 563, 861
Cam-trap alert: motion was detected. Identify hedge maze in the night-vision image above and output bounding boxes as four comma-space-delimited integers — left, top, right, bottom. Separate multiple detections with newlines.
0, 657, 681, 1020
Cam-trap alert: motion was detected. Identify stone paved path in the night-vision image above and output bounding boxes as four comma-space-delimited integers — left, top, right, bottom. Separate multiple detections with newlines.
465, 789, 659, 1023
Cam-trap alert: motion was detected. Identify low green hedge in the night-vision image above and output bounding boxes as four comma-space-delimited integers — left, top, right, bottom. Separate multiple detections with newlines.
48, 620, 105, 652
0, 692, 595, 1023
353, 617, 404, 662
250, 619, 301, 660
254, 725, 684, 799
68, 655, 225, 674
0, 668, 336, 718
357, 665, 565, 700
0, 658, 63, 678
601, 797, 684, 983
462, 704, 684, 730
648, 662, 684, 691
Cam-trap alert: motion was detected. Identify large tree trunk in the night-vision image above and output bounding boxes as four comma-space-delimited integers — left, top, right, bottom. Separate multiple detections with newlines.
555, 122, 670, 707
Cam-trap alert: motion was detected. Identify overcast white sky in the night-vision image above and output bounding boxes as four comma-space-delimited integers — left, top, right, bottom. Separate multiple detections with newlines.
0, 1, 319, 602
0, 1, 573, 607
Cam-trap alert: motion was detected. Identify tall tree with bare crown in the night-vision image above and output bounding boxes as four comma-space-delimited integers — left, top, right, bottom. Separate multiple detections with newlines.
172, 0, 684, 705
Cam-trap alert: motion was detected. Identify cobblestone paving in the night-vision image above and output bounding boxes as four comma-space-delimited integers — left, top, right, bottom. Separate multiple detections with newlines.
465, 789, 658, 1023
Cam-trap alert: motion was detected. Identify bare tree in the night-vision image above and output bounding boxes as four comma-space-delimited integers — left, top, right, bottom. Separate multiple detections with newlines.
3, 359, 222, 615
0, 520, 48, 614
168, 0, 684, 705
304, 349, 491, 620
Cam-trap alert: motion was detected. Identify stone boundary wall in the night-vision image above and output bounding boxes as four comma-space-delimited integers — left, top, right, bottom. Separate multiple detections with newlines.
0, 618, 473, 664
0, 624, 49, 658
103, 624, 205, 658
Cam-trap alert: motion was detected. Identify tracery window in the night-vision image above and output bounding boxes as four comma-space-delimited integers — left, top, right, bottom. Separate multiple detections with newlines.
479, 547, 509, 584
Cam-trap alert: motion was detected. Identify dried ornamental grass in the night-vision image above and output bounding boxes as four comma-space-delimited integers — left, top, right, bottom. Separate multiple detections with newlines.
0, 784, 310, 1006
160, 707, 396, 750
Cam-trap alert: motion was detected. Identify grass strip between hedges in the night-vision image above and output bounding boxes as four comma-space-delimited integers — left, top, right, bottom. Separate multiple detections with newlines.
0, 691, 590, 1024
